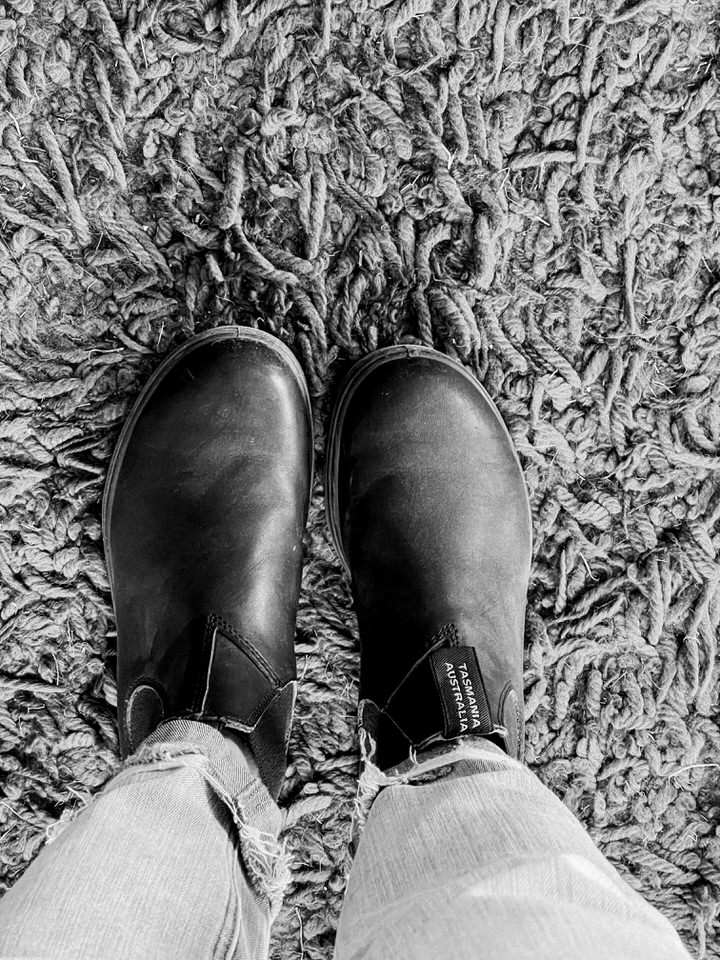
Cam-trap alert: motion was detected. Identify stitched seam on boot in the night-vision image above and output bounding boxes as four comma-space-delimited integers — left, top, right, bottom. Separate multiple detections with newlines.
379, 623, 465, 751
191, 616, 283, 715
383, 630, 453, 711
431, 623, 461, 648
190, 613, 285, 728
209, 614, 283, 686
375, 705, 414, 751
181, 688, 277, 729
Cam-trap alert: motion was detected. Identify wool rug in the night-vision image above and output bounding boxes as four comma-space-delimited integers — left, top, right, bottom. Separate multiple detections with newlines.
0, 0, 719, 956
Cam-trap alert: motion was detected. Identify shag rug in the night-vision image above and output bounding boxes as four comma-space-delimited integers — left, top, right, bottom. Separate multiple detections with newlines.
0, 0, 719, 955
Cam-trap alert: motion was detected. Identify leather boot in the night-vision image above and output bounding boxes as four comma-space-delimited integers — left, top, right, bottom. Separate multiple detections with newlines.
103, 326, 313, 799
325, 345, 532, 771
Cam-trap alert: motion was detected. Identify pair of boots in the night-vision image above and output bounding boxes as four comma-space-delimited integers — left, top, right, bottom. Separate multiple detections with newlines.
103, 327, 532, 800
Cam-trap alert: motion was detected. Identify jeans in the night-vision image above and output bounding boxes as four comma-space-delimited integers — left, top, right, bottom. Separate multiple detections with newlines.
0, 720, 691, 960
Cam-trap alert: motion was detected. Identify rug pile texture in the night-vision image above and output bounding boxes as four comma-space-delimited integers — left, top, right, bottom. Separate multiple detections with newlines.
0, 0, 719, 956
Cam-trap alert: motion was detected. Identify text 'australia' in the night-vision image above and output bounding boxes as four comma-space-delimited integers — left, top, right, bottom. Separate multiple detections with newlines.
444, 661, 483, 733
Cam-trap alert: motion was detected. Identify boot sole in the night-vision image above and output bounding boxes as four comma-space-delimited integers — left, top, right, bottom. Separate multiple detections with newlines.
324, 344, 533, 574
102, 325, 314, 596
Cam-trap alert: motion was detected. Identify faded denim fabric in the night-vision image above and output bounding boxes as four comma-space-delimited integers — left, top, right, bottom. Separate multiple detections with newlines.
0, 720, 285, 960
0, 727, 691, 960
336, 738, 692, 960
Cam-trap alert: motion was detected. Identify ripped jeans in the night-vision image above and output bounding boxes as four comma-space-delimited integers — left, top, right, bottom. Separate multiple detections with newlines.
0, 720, 691, 960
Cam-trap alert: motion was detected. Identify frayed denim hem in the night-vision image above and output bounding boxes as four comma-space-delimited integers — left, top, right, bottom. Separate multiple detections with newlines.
352, 704, 521, 849
115, 719, 289, 917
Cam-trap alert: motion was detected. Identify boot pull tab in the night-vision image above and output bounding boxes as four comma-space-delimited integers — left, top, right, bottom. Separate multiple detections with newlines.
429, 646, 494, 739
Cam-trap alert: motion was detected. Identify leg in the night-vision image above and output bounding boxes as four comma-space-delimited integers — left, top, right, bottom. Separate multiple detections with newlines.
0, 327, 313, 958
0, 721, 283, 960
335, 741, 691, 960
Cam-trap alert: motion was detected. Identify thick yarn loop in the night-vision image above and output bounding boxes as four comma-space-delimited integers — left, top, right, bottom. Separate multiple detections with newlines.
0, 1, 718, 957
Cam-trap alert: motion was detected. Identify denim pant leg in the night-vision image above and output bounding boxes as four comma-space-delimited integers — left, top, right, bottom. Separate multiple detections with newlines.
0, 720, 286, 960
334, 739, 692, 960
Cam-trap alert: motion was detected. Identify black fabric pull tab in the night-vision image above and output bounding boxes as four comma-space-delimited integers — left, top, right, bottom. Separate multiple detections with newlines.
430, 646, 493, 738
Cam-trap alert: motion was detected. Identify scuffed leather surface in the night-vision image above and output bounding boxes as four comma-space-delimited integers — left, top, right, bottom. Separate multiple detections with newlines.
107, 336, 312, 782
335, 354, 532, 768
